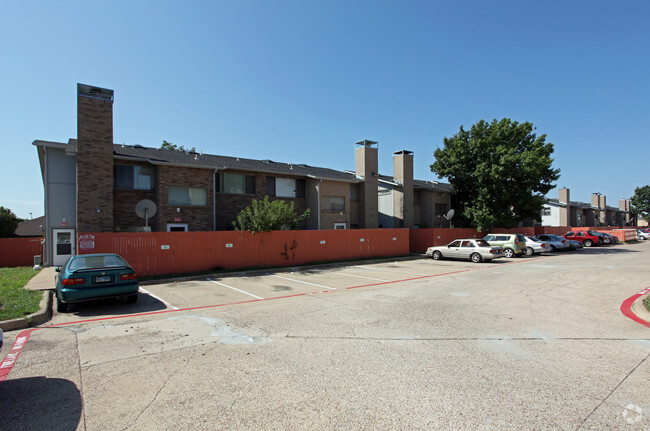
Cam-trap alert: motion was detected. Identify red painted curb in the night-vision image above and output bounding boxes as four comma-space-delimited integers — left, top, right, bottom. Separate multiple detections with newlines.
620, 287, 650, 328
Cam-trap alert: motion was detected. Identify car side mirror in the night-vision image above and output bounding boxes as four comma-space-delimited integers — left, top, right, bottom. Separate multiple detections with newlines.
55, 267, 61, 273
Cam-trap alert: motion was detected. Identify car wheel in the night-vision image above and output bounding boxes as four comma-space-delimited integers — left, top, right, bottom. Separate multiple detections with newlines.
56, 294, 68, 313
470, 252, 482, 263
503, 248, 515, 258
525, 246, 534, 256
584, 239, 593, 247
432, 250, 443, 260
126, 294, 138, 304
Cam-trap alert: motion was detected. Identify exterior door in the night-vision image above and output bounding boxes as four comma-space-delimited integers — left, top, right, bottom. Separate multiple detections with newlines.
53, 229, 75, 266
334, 223, 347, 230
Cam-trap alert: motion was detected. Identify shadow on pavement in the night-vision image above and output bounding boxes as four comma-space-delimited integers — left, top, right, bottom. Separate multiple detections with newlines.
58, 291, 169, 318
0, 376, 82, 431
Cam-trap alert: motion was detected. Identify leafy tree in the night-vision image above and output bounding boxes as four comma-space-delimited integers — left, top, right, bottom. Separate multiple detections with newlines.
232, 196, 311, 233
431, 118, 560, 232
0, 206, 20, 238
160, 140, 196, 153
630, 185, 650, 223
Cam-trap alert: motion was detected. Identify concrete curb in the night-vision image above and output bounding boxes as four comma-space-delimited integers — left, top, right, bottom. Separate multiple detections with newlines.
0, 290, 53, 332
631, 292, 650, 325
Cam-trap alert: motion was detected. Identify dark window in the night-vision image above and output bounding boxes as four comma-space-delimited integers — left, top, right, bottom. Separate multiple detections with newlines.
114, 165, 153, 190
218, 173, 255, 195
267, 177, 276, 196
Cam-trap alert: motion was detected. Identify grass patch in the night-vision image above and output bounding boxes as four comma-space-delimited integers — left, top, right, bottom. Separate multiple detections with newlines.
644, 295, 650, 313
0, 267, 43, 321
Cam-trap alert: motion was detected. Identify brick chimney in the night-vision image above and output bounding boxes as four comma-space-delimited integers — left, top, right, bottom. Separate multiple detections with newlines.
591, 193, 606, 226
77, 83, 114, 232
354, 140, 379, 229
393, 150, 414, 228
559, 188, 570, 226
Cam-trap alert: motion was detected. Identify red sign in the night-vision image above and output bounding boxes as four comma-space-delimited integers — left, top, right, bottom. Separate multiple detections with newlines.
174, 218, 182, 222
79, 234, 95, 253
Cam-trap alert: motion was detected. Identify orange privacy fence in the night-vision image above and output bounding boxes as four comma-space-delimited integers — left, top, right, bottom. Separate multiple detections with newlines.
78, 229, 409, 277
0, 238, 43, 267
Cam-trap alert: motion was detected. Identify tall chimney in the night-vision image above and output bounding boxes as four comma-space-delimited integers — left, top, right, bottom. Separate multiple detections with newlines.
77, 84, 114, 232
559, 188, 570, 226
354, 140, 378, 229
393, 150, 414, 228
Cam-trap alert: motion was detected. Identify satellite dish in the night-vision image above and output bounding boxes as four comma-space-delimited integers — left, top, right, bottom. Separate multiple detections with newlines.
135, 199, 157, 229
444, 209, 455, 221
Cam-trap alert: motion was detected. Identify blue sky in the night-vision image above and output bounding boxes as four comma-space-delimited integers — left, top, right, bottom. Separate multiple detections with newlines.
1, 1, 648, 219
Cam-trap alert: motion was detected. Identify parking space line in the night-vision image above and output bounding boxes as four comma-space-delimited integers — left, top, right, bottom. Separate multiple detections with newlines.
351, 265, 430, 276
139, 287, 179, 310
207, 278, 265, 299
268, 274, 337, 290
331, 272, 390, 282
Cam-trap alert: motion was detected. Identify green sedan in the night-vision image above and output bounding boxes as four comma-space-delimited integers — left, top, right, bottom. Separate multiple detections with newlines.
55, 254, 139, 312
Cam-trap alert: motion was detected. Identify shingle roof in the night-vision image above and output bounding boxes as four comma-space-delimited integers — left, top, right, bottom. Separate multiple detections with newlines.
62, 140, 360, 183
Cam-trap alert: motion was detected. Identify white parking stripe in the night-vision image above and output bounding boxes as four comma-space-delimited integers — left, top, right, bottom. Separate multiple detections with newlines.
139, 287, 180, 310
207, 278, 265, 299
351, 265, 429, 276
268, 274, 337, 290
331, 272, 390, 282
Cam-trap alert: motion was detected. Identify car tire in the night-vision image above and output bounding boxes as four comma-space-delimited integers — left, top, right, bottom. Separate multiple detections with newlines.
525, 247, 534, 256
432, 251, 443, 260
126, 294, 138, 304
470, 253, 482, 263
584, 239, 593, 247
56, 294, 68, 313
503, 248, 515, 258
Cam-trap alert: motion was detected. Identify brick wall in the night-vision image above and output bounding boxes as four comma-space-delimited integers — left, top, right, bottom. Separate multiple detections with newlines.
159, 165, 214, 231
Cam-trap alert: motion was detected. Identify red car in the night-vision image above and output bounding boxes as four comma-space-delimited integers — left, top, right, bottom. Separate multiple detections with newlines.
563, 230, 601, 247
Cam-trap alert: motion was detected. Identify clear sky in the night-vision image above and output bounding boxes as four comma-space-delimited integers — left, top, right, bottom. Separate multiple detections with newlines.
1, 1, 648, 220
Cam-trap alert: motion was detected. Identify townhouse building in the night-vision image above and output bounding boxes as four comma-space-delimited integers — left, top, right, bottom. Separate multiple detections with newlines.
35, 84, 453, 265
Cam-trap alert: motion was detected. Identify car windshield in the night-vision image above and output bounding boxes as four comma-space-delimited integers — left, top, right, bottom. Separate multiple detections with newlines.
68, 255, 127, 271
474, 239, 490, 247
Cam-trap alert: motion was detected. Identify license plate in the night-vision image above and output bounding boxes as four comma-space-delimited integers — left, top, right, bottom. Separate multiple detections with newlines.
95, 275, 111, 283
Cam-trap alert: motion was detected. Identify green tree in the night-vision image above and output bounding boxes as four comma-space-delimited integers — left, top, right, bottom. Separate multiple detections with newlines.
160, 140, 196, 153
232, 196, 311, 233
0, 206, 20, 238
431, 118, 560, 232
630, 185, 650, 223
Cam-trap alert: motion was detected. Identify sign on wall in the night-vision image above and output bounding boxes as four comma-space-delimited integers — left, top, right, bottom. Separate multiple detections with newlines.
78, 234, 95, 253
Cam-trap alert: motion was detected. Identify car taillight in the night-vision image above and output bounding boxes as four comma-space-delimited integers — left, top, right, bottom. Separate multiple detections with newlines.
62, 277, 85, 285
120, 273, 138, 281
490, 249, 499, 254
542, 243, 548, 247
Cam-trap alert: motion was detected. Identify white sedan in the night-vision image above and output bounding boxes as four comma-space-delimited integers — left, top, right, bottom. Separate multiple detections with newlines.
426, 239, 505, 263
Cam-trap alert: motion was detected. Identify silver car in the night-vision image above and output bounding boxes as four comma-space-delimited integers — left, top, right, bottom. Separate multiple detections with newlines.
426, 239, 505, 263
524, 236, 552, 256
535, 234, 570, 251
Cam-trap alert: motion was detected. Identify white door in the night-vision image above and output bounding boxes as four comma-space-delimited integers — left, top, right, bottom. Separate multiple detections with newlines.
53, 229, 75, 266
167, 223, 188, 232
334, 223, 347, 230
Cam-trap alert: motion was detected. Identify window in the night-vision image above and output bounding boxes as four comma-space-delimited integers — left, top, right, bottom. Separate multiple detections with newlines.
218, 173, 255, 195
324, 196, 345, 212
114, 165, 154, 190
168, 187, 207, 206
266, 177, 305, 198
449, 240, 461, 247
542, 207, 551, 216
461, 241, 472, 247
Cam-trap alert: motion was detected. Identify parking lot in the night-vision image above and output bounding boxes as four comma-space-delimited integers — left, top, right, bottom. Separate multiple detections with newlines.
2, 242, 650, 430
